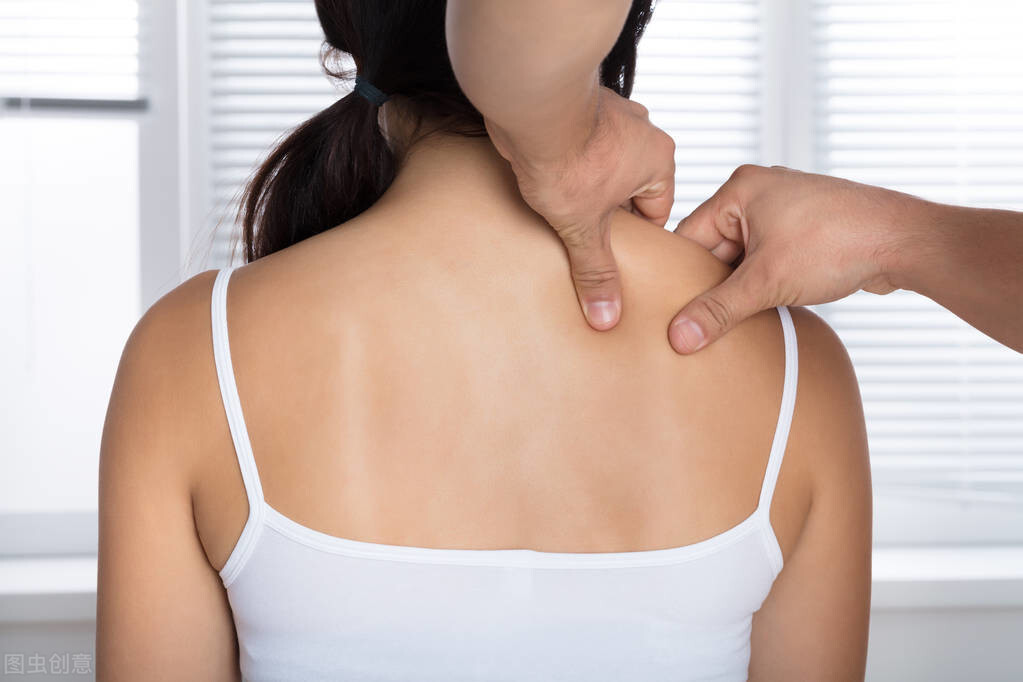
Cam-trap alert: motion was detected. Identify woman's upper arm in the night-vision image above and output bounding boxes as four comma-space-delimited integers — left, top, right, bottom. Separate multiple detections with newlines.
748, 308, 873, 681
96, 272, 238, 682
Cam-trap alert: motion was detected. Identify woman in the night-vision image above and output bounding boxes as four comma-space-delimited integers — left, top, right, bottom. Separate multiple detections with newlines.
96, 1, 872, 680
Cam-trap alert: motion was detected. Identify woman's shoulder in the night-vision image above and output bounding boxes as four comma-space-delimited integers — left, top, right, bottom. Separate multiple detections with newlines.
610, 209, 869, 554
609, 209, 856, 388
612, 208, 862, 413
104, 268, 227, 482
120, 268, 221, 388
114, 267, 220, 399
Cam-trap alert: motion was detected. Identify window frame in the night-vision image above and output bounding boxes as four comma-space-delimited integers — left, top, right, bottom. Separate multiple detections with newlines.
138, 0, 192, 307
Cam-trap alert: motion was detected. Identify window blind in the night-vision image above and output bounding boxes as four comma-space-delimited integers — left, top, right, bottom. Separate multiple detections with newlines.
812, 0, 1023, 510
0, 0, 140, 100
207, 0, 341, 263
631, 0, 761, 223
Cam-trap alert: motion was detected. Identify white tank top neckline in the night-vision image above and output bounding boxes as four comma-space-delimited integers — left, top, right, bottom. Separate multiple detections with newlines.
210, 265, 799, 681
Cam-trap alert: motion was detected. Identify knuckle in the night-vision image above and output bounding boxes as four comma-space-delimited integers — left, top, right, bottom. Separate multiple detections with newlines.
730, 163, 762, 182
696, 294, 734, 332
629, 99, 650, 119
572, 266, 619, 290
558, 223, 596, 249
660, 130, 676, 155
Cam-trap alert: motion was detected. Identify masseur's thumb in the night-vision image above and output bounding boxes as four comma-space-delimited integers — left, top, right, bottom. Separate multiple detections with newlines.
668, 259, 770, 354
563, 220, 623, 331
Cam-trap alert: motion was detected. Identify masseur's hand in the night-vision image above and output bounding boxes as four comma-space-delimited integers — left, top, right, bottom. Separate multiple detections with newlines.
487, 87, 675, 330
668, 165, 906, 353
447, 0, 673, 330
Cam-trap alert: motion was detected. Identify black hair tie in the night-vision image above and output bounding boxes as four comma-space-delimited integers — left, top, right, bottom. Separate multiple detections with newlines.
353, 75, 390, 107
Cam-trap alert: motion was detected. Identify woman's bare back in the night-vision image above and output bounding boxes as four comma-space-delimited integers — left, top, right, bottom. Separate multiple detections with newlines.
189, 195, 808, 573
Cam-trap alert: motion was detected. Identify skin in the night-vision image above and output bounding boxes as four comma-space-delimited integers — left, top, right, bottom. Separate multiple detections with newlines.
669, 165, 1023, 355
447, 0, 676, 330
96, 133, 871, 680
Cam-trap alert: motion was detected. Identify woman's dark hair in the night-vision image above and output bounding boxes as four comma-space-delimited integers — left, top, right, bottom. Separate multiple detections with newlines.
239, 0, 656, 262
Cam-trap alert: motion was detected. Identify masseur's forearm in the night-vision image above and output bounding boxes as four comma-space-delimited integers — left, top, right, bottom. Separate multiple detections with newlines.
894, 199, 1023, 353
445, 0, 631, 162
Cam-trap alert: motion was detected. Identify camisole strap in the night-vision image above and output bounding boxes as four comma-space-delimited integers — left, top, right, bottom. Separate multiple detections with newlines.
757, 306, 799, 514
211, 266, 266, 584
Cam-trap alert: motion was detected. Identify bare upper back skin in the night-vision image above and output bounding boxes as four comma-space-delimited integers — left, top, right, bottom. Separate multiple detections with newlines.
181, 203, 820, 573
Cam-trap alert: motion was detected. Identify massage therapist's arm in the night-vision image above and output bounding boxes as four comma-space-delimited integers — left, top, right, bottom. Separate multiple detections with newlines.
446, 0, 676, 330
670, 165, 1023, 355
447, 0, 629, 162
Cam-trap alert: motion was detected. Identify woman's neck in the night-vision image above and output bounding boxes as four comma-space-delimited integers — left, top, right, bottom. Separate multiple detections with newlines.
375, 132, 540, 226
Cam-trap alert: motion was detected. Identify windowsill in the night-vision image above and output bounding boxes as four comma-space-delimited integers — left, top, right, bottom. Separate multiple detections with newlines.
871, 546, 1023, 610
0, 556, 97, 623
1, 547, 1022, 623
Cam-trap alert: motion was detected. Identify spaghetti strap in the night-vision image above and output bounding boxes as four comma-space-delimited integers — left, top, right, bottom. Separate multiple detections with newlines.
211, 266, 266, 585
757, 306, 799, 513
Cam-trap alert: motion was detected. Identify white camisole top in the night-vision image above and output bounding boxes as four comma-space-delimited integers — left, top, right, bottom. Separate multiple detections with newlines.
211, 265, 799, 681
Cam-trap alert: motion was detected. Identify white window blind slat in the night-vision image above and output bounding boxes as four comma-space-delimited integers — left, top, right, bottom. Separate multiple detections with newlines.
207, 1, 338, 261
631, 1, 761, 219
0, 0, 140, 99
812, 0, 1023, 514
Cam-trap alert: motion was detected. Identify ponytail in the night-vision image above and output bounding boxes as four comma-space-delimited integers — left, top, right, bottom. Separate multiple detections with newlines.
238, 89, 395, 262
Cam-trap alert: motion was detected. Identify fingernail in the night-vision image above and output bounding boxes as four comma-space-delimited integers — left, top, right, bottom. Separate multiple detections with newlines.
671, 318, 706, 352
585, 300, 619, 330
